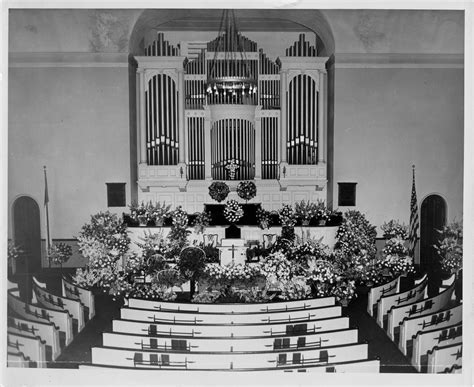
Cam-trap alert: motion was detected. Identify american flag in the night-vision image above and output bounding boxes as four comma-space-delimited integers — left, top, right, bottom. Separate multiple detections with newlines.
408, 165, 419, 257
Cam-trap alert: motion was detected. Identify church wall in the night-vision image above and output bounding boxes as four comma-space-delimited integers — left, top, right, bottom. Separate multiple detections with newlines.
332, 67, 464, 234
8, 66, 132, 239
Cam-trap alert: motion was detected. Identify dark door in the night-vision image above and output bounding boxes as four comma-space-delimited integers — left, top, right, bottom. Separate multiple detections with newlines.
12, 196, 42, 301
420, 194, 447, 272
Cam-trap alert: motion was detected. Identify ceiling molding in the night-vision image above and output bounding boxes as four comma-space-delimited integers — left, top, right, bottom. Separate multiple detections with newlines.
334, 53, 464, 69
9, 52, 130, 68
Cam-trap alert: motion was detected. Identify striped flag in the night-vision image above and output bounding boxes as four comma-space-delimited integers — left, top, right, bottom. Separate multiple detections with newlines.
408, 165, 419, 258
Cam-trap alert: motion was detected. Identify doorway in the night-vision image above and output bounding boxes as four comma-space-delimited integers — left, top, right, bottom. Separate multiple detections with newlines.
12, 196, 42, 301
420, 194, 447, 273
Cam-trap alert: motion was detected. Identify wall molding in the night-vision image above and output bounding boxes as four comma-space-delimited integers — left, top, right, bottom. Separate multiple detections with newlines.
334, 53, 464, 69
9, 52, 130, 68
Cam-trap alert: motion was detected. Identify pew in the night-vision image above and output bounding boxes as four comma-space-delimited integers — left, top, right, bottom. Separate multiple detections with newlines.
411, 323, 462, 372
33, 276, 85, 334
101, 327, 359, 353
426, 342, 462, 373
8, 315, 61, 361
7, 351, 31, 368
126, 296, 336, 313
112, 316, 351, 338
398, 304, 462, 356
367, 276, 401, 317
8, 332, 47, 367
8, 289, 73, 347
119, 305, 342, 325
62, 276, 95, 320
79, 358, 380, 373
386, 284, 455, 341
376, 274, 428, 329
90, 342, 369, 370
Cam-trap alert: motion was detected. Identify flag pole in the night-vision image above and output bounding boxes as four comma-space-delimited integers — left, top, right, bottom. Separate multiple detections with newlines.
44, 166, 52, 268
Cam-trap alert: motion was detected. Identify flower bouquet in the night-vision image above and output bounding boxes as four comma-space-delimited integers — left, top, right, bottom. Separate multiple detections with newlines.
208, 181, 230, 203
192, 211, 212, 234
330, 278, 357, 305
129, 201, 149, 225
237, 181, 257, 201
294, 200, 317, 226
381, 220, 408, 239
278, 204, 297, 228
48, 242, 73, 265
151, 202, 171, 226
256, 208, 271, 230
434, 221, 463, 275
171, 206, 189, 229
224, 200, 244, 224
315, 199, 330, 224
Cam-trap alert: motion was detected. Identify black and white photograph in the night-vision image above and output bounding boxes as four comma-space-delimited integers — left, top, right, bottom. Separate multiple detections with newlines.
2, 1, 472, 385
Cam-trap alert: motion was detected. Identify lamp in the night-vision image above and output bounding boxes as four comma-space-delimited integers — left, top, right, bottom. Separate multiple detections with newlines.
206, 10, 257, 99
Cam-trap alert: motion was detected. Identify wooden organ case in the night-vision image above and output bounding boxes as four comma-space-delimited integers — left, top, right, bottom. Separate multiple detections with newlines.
134, 31, 328, 212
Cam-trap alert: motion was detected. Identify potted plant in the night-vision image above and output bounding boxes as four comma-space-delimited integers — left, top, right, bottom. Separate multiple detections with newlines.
48, 242, 73, 268
315, 199, 329, 226
294, 200, 316, 226
208, 181, 230, 203
129, 201, 148, 226
237, 181, 257, 202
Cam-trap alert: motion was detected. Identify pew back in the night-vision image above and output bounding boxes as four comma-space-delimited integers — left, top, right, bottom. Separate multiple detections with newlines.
7, 315, 61, 360
112, 316, 350, 338
102, 328, 359, 353
119, 305, 342, 325
126, 297, 336, 314
90, 342, 369, 370
426, 342, 462, 373
412, 323, 462, 372
7, 351, 31, 368
376, 275, 428, 328
367, 276, 400, 316
8, 332, 47, 367
398, 304, 462, 355
387, 285, 455, 340
62, 277, 95, 319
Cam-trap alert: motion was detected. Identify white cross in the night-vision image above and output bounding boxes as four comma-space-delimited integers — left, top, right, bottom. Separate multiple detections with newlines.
225, 160, 240, 180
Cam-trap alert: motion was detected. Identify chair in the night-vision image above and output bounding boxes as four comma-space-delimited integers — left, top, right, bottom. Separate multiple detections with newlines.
263, 234, 277, 249
203, 234, 218, 247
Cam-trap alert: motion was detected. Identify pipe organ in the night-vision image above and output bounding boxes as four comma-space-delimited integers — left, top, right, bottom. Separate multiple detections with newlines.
135, 31, 328, 212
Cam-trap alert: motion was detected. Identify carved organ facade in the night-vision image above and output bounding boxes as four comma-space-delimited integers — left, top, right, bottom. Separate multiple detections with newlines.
135, 31, 328, 212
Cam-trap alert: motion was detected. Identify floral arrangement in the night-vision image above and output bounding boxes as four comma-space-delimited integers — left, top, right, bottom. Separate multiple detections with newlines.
208, 181, 230, 203
203, 263, 264, 285
278, 276, 312, 300
192, 289, 221, 303
330, 278, 357, 304
171, 206, 189, 229
256, 208, 271, 230
290, 238, 330, 267
197, 242, 220, 263
192, 211, 212, 234
8, 241, 23, 261
294, 200, 317, 225
306, 259, 340, 297
434, 221, 463, 274
259, 252, 295, 282
381, 220, 408, 239
278, 204, 297, 228
315, 199, 330, 222
48, 242, 73, 265
136, 231, 169, 262
129, 201, 151, 225
237, 181, 257, 201
74, 211, 130, 287
377, 254, 414, 278
151, 202, 172, 226
224, 200, 244, 223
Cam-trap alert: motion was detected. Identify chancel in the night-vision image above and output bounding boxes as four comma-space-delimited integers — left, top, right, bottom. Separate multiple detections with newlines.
5, 5, 467, 381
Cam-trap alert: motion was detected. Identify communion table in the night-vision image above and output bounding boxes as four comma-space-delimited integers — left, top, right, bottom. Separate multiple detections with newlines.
218, 239, 247, 265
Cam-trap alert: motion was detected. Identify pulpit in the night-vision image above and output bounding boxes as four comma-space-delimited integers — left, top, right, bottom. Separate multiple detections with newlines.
218, 239, 247, 265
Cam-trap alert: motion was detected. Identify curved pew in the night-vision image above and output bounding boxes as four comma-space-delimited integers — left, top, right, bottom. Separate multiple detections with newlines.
8, 332, 47, 367
386, 284, 455, 341
126, 296, 336, 313
7, 351, 31, 368
426, 342, 462, 374
398, 303, 462, 356
90, 342, 369, 370
79, 358, 380, 373
62, 276, 95, 320
411, 323, 462, 372
8, 289, 73, 347
367, 276, 401, 316
112, 316, 350, 338
376, 274, 428, 329
120, 305, 342, 325
33, 277, 85, 334
101, 327, 359, 353
8, 315, 61, 361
